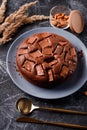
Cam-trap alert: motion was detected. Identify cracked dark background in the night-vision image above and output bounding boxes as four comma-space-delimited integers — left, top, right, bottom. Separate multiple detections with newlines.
0, 0, 87, 130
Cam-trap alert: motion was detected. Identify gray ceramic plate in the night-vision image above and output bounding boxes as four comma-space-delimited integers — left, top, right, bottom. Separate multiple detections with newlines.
6, 27, 87, 99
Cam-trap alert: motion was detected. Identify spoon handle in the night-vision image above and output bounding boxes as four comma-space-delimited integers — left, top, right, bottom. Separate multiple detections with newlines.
38, 107, 87, 115
16, 117, 87, 129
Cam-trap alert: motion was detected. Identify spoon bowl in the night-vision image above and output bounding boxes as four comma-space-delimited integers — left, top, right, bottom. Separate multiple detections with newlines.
16, 97, 39, 115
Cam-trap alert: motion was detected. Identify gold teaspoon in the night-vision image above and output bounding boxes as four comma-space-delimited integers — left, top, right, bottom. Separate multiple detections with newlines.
16, 97, 87, 115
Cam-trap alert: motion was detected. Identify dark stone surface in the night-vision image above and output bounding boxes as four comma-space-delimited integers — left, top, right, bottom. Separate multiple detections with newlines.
0, 0, 87, 130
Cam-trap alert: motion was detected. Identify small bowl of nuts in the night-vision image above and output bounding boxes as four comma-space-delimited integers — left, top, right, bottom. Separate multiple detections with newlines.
50, 5, 70, 29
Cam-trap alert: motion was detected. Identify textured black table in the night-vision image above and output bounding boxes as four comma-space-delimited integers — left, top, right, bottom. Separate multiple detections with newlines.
0, 0, 87, 130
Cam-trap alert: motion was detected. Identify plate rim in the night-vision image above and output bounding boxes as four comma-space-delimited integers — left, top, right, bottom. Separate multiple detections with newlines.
6, 27, 87, 99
